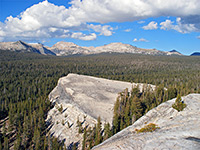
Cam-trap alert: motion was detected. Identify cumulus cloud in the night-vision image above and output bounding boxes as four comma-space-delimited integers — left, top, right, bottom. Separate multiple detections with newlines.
88, 24, 113, 36
124, 29, 132, 32
0, 1, 99, 41
5, 1, 71, 31
143, 21, 158, 30
197, 36, 200, 39
133, 38, 149, 42
133, 38, 137, 42
1, 0, 200, 41
160, 17, 198, 33
71, 32, 97, 40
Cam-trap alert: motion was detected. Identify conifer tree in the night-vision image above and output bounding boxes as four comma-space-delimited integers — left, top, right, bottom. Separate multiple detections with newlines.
120, 117, 124, 131
77, 117, 83, 133
3, 136, 9, 150
131, 86, 140, 98
113, 98, 120, 134
2, 123, 6, 138
131, 96, 143, 120
22, 116, 31, 148
14, 135, 21, 150
124, 102, 130, 127
72, 143, 77, 150
172, 94, 186, 111
103, 122, 111, 140
33, 127, 40, 150
95, 116, 102, 145
0, 141, 2, 150
82, 128, 87, 150
43, 136, 47, 150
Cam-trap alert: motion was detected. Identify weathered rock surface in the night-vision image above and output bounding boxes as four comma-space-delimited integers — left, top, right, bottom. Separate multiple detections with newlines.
47, 74, 155, 149
93, 94, 200, 150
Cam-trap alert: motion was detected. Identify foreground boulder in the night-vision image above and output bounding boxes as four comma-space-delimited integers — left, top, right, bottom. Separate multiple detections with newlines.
46, 74, 155, 149
93, 94, 200, 150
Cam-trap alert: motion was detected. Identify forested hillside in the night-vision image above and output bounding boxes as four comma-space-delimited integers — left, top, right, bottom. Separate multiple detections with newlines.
0, 50, 199, 149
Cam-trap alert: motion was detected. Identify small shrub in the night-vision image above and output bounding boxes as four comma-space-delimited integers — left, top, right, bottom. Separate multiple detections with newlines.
62, 120, 65, 126
135, 123, 160, 133
172, 94, 186, 112
67, 121, 71, 128
58, 104, 63, 113
76, 117, 83, 133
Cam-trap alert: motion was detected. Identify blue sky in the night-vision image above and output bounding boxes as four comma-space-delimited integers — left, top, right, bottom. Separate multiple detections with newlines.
0, 0, 200, 55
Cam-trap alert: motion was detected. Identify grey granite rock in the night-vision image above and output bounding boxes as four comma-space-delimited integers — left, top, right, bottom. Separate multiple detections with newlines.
93, 94, 200, 150
47, 73, 155, 149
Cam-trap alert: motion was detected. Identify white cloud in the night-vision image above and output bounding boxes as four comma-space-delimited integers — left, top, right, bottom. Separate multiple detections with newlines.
5, 1, 71, 31
69, 0, 200, 23
88, 24, 113, 36
160, 17, 197, 33
133, 38, 149, 42
160, 20, 174, 30
0, 1, 97, 41
197, 36, 200, 39
124, 29, 132, 32
71, 32, 97, 40
138, 21, 145, 24
143, 21, 158, 30
139, 38, 149, 42
1, 0, 200, 41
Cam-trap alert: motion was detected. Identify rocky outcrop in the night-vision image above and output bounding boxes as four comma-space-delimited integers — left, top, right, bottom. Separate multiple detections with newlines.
46, 74, 155, 149
93, 94, 200, 150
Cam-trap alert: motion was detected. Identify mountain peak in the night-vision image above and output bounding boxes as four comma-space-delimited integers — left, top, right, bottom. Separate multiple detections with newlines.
50, 41, 90, 56
167, 49, 182, 56
170, 49, 178, 53
29, 43, 56, 55
0, 40, 36, 52
190, 52, 200, 56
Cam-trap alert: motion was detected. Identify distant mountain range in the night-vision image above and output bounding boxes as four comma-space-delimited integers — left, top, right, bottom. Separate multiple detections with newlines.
0, 40, 56, 55
190, 52, 200, 56
0, 40, 187, 56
